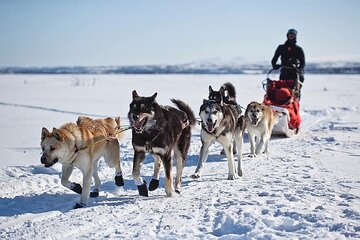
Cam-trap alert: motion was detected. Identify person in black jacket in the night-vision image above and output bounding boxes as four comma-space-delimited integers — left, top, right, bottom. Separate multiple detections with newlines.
271, 29, 305, 84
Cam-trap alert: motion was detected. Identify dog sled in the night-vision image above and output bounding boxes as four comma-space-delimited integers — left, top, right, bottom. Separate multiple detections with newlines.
262, 66, 302, 137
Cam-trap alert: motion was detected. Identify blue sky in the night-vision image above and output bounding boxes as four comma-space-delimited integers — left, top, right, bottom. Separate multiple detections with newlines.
0, 0, 359, 67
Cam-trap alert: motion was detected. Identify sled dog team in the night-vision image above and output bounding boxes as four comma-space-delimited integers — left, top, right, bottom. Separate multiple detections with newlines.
40, 82, 278, 208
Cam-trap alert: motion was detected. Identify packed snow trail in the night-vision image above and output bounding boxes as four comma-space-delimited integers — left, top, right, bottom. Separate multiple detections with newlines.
0, 74, 359, 239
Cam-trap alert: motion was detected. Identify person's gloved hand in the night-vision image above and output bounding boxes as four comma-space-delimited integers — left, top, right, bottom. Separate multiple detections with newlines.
273, 64, 281, 70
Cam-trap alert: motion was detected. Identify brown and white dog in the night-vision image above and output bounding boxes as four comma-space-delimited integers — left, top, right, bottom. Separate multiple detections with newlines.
40, 116, 124, 208
245, 101, 278, 157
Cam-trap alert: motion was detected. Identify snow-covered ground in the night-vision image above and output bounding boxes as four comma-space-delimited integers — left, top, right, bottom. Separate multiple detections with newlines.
0, 74, 359, 239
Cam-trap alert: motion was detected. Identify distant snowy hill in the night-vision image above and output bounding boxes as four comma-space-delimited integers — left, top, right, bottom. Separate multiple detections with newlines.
1, 60, 360, 74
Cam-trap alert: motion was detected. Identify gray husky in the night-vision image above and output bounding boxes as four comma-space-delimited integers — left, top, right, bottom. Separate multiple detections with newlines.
192, 98, 245, 180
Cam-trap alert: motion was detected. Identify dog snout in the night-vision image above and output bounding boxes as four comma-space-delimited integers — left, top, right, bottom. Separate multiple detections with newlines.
207, 117, 213, 123
41, 154, 47, 164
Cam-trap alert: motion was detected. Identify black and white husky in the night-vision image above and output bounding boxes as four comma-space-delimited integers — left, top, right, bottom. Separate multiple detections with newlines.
192, 85, 245, 180
208, 82, 238, 106
128, 90, 196, 197
209, 82, 242, 154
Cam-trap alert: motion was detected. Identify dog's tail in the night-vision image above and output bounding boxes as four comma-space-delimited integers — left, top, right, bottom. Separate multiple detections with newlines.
220, 82, 236, 102
272, 110, 281, 126
171, 99, 196, 127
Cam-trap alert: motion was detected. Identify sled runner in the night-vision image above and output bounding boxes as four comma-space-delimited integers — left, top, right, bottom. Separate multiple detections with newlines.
262, 66, 302, 137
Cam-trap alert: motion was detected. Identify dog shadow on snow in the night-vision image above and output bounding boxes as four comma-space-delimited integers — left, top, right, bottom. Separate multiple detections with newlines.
186, 132, 252, 168
185, 131, 287, 168
1, 160, 161, 216
0, 156, 178, 217
0, 178, 139, 216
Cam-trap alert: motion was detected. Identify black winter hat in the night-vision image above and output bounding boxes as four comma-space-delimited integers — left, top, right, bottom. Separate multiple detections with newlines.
287, 29, 298, 37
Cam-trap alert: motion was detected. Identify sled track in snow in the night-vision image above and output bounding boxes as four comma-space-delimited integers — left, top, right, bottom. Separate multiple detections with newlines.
0, 101, 111, 118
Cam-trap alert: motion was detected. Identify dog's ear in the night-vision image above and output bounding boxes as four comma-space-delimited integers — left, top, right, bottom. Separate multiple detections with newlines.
150, 92, 158, 101
114, 117, 120, 127
77, 115, 89, 125
200, 101, 207, 114
209, 85, 214, 93
76, 116, 82, 125
41, 127, 50, 141
52, 128, 64, 141
244, 103, 251, 115
219, 86, 225, 95
132, 90, 139, 99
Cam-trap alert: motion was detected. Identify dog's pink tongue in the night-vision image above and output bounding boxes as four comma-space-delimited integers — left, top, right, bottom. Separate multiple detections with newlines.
134, 118, 145, 129
134, 121, 141, 129
251, 117, 257, 125
207, 123, 214, 132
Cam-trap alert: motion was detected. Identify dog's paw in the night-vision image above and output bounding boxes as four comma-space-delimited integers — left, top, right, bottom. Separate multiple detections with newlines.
237, 168, 243, 177
115, 175, 124, 187
73, 202, 86, 209
149, 179, 159, 191
191, 173, 201, 179
137, 181, 148, 197
70, 182, 82, 194
248, 153, 256, 158
90, 189, 99, 198
220, 148, 225, 155
175, 189, 181, 194
165, 189, 173, 197
263, 150, 269, 154
227, 174, 236, 180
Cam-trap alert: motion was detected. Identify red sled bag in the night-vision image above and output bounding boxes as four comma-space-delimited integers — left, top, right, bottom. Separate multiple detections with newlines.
262, 68, 302, 136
